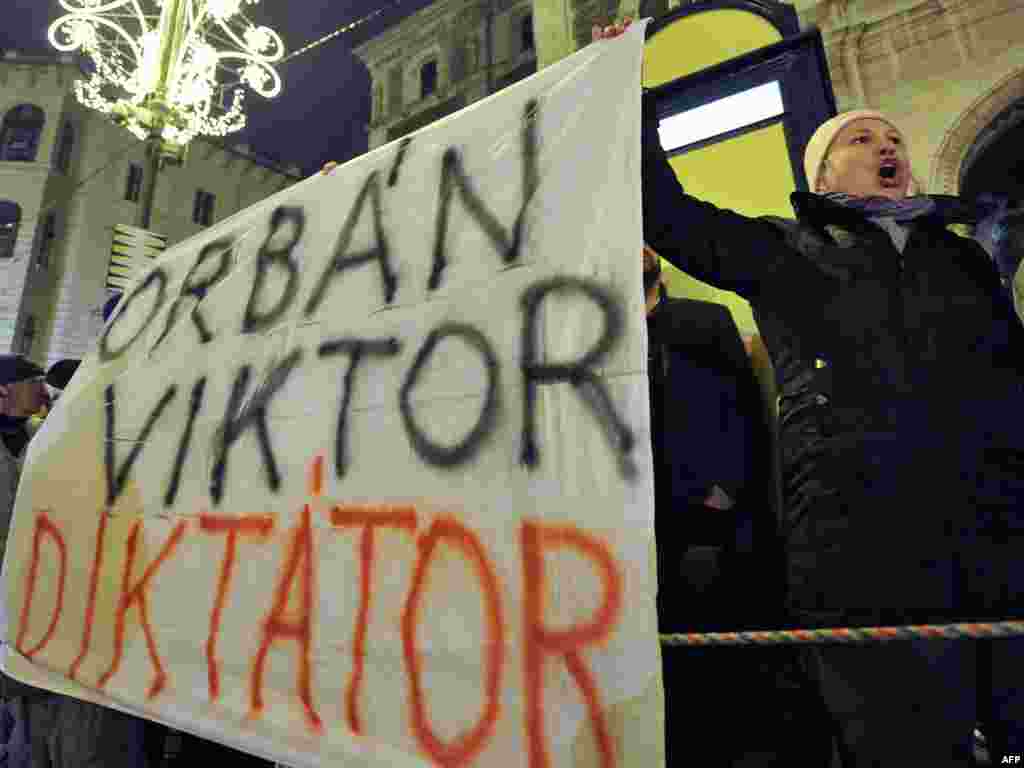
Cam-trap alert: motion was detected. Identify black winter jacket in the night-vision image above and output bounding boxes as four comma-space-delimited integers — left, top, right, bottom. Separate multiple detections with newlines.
647, 298, 783, 633
641, 97, 1024, 628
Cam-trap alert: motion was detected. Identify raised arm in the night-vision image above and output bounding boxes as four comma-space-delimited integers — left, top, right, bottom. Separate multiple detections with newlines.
640, 90, 797, 300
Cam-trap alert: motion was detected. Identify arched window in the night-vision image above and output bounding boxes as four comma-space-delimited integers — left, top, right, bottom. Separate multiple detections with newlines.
521, 14, 534, 53
55, 121, 75, 173
0, 200, 21, 260
959, 104, 1024, 281
960, 104, 1024, 206
420, 59, 438, 99
0, 105, 46, 162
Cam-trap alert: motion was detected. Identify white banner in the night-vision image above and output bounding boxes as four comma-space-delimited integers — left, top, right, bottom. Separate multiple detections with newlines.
3, 24, 662, 768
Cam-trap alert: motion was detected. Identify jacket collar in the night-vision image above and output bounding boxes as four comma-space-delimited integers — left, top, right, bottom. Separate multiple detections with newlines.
790, 192, 879, 240
791, 192, 989, 232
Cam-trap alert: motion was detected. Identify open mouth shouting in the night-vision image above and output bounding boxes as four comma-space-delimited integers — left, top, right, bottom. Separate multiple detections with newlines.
878, 160, 901, 187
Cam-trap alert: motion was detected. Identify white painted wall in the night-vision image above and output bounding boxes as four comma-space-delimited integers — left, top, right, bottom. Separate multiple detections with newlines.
0, 55, 300, 366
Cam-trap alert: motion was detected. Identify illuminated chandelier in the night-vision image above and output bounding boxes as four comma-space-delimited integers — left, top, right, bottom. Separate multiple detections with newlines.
48, 0, 284, 159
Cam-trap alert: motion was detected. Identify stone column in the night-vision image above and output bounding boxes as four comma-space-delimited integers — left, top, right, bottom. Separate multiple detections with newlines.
532, 0, 637, 69
532, 0, 576, 69
0, 248, 33, 354
46, 264, 104, 365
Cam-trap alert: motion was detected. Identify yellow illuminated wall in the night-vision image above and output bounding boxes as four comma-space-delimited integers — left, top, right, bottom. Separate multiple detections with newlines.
642, 10, 782, 89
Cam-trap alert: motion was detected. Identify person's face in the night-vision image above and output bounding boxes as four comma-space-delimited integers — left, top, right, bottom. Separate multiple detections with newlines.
817, 118, 911, 200
0, 379, 50, 418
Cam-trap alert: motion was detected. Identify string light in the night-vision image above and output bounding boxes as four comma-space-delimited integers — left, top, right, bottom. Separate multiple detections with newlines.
48, 0, 284, 158
277, 0, 414, 66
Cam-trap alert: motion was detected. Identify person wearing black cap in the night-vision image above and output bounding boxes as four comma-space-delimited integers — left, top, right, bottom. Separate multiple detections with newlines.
0, 355, 49, 577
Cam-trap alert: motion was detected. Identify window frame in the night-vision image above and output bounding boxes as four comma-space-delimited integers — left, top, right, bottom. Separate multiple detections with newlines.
36, 210, 57, 270
194, 189, 215, 226
0, 104, 46, 163
520, 13, 535, 54
17, 314, 36, 357
645, 27, 837, 190
420, 58, 439, 100
202, 190, 215, 226
55, 121, 75, 173
125, 163, 144, 203
0, 200, 22, 260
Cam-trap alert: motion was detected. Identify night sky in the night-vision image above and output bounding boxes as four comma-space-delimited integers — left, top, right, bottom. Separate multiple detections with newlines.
2, 0, 434, 175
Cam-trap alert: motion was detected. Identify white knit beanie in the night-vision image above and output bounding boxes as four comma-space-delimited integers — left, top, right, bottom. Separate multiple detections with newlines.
803, 110, 920, 195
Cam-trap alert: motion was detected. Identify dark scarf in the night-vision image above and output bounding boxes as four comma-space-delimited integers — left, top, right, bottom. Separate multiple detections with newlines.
0, 415, 30, 459
826, 192, 1017, 278
825, 192, 937, 222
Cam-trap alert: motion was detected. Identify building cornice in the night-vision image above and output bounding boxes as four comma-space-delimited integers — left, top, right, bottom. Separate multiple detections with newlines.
367, 44, 534, 132
0, 161, 54, 179
353, 0, 462, 65
370, 70, 478, 131
1, 51, 78, 66
803, 0, 934, 35
204, 139, 302, 180
354, 0, 531, 71
814, 0, 1007, 105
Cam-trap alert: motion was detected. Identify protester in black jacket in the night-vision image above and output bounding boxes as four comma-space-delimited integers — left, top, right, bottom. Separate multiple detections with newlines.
595, 14, 1024, 766
640, 96, 1024, 768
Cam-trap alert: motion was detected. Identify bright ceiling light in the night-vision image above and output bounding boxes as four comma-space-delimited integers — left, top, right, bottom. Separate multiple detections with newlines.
657, 81, 785, 153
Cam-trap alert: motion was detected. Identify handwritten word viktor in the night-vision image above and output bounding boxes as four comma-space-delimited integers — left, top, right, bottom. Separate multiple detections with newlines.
17, 460, 624, 768
95, 98, 637, 510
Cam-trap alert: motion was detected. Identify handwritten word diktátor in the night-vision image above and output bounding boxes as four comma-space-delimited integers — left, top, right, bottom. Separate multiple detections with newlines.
16, 460, 623, 768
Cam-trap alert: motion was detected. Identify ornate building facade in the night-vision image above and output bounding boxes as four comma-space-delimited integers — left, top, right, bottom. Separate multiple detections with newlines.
0, 52, 301, 366
353, 0, 539, 150
355, 0, 1023, 200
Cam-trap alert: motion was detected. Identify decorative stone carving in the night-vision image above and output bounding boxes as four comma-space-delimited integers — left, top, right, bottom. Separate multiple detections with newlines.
929, 67, 1024, 194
